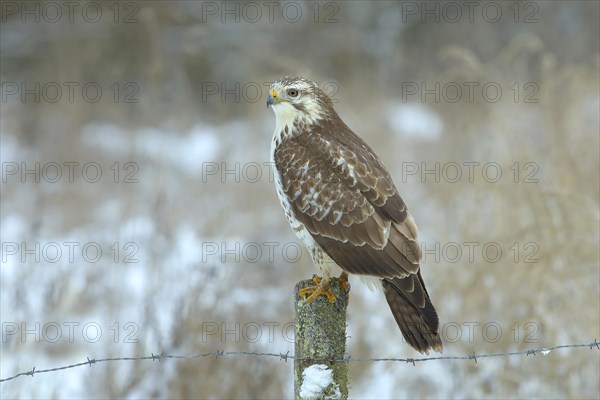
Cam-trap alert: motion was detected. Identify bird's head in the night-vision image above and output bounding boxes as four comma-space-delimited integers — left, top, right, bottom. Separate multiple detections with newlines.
267, 76, 335, 127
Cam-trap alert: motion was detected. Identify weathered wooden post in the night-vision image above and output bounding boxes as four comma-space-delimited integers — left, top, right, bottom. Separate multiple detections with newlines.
294, 277, 349, 399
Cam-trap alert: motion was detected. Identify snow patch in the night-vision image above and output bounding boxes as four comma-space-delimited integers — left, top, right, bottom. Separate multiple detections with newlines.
300, 364, 341, 399
81, 123, 220, 174
81, 123, 130, 154
134, 125, 220, 174
387, 103, 443, 140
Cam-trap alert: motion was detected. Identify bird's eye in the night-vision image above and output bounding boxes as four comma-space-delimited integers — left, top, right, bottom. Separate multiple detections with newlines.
287, 89, 299, 97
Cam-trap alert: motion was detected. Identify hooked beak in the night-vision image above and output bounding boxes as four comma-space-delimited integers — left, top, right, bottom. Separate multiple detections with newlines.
266, 89, 277, 108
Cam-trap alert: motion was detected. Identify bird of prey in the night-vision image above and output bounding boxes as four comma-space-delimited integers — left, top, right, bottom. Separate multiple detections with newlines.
267, 76, 442, 354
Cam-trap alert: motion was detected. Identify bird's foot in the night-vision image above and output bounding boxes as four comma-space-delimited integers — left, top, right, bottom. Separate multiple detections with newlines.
299, 275, 337, 304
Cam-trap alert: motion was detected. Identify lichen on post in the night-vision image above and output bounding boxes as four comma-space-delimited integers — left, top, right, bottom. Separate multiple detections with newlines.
294, 277, 349, 399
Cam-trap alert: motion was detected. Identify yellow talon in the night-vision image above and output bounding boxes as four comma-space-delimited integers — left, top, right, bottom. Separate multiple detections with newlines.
299, 275, 337, 304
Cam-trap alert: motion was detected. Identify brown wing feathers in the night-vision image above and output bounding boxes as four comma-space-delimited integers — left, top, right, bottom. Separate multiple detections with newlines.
274, 120, 442, 353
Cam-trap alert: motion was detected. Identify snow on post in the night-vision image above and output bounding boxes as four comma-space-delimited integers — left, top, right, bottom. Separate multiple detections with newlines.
294, 277, 349, 399
300, 364, 341, 399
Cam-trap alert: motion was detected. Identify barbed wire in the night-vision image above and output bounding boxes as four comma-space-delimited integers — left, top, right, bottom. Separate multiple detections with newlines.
1, 340, 598, 383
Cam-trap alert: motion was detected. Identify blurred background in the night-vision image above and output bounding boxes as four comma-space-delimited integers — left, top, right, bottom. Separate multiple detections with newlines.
1, 0, 599, 398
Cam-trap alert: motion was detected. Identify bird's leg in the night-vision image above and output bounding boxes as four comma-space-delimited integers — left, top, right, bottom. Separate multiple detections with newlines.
299, 273, 337, 304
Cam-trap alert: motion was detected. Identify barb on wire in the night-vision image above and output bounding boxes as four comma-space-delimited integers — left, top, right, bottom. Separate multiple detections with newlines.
1, 340, 598, 383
